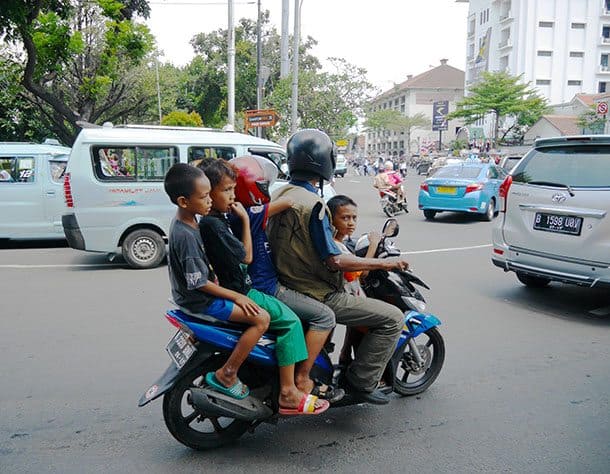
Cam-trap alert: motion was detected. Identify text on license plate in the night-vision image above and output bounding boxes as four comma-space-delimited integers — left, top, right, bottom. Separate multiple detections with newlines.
436, 186, 457, 195
533, 212, 583, 236
166, 330, 197, 368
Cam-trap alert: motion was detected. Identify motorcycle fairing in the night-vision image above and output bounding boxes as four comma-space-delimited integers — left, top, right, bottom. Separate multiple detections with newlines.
397, 311, 441, 349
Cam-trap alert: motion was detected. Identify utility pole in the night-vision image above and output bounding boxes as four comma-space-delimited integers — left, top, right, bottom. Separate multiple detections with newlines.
280, 0, 290, 78
290, 0, 301, 135
255, 0, 262, 137
227, 0, 235, 129
154, 55, 162, 124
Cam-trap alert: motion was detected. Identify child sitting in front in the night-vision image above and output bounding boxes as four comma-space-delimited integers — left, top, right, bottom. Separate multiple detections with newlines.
196, 158, 328, 416
327, 194, 381, 367
163, 163, 268, 400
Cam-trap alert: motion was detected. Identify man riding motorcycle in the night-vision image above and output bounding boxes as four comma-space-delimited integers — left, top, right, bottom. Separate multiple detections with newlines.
267, 129, 410, 405
374, 160, 406, 203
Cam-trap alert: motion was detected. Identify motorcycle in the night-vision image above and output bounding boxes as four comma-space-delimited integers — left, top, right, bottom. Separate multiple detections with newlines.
139, 219, 444, 450
377, 186, 409, 217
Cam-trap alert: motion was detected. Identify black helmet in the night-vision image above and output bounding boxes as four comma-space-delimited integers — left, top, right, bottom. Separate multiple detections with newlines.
286, 129, 336, 182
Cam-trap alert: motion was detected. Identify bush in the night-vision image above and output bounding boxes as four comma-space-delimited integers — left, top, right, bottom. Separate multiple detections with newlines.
161, 110, 204, 127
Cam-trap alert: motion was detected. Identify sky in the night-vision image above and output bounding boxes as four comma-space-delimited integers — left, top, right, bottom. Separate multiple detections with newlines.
146, 0, 470, 93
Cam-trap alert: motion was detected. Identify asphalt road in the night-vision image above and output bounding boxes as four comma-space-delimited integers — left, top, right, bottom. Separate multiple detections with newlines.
1, 171, 609, 473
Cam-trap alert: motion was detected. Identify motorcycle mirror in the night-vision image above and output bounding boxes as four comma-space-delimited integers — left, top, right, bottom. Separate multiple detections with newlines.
382, 218, 399, 237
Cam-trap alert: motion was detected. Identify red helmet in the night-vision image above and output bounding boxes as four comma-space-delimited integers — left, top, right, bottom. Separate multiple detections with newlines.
229, 155, 278, 207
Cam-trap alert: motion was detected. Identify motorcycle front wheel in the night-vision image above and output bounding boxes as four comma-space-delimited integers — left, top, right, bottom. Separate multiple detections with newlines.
162, 358, 251, 450
393, 327, 445, 396
383, 203, 396, 218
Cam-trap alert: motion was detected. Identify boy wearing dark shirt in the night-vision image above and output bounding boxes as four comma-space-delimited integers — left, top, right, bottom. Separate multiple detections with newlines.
197, 159, 328, 415
164, 163, 269, 400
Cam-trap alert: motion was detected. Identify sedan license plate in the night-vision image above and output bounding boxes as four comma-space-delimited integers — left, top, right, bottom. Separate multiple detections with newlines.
436, 186, 457, 195
166, 330, 196, 368
533, 213, 583, 236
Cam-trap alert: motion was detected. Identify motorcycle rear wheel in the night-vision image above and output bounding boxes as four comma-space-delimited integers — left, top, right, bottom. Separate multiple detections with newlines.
383, 204, 395, 218
393, 327, 445, 396
162, 358, 251, 450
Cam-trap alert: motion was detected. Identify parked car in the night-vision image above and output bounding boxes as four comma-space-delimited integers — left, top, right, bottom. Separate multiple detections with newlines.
492, 135, 610, 289
334, 153, 347, 177
499, 155, 522, 173
418, 162, 508, 221
0, 140, 70, 240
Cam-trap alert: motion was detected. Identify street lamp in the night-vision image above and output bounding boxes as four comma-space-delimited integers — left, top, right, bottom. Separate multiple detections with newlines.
290, 0, 303, 135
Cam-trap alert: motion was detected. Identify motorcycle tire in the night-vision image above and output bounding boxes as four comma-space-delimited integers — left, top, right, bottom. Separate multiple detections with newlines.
383, 205, 395, 218
393, 327, 445, 396
162, 358, 251, 450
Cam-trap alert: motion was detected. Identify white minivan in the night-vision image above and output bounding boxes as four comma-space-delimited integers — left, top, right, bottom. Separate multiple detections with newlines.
62, 124, 289, 269
0, 140, 71, 240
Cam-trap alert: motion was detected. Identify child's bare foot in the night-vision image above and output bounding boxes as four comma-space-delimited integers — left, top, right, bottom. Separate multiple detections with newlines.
214, 368, 237, 388
279, 387, 326, 410
295, 375, 315, 394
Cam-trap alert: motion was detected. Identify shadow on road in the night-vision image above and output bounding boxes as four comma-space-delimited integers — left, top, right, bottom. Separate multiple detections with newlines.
419, 212, 490, 225
495, 284, 610, 326
0, 239, 68, 249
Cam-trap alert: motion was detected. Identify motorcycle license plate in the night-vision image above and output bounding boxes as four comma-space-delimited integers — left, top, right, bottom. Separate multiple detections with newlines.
166, 330, 196, 369
436, 186, 457, 195
533, 212, 583, 236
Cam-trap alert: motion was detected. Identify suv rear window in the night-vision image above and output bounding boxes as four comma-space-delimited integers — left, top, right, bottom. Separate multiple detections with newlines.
512, 146, 610, 188
433, 166, 482, 179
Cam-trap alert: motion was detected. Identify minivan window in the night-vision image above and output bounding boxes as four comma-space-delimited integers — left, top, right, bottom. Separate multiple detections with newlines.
188, 146, 236, 162
512, 146, 610, 188
0, 156, 36, 183
433, 165, 482, 179
92, 146, 178, 181
49, 160, 67, 183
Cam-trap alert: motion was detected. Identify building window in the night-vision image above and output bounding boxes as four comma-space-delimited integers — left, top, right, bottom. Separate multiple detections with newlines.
570, 51, 585, 58
603, 25, 610, 40
536, 79, 551, 85
537, 51, 552, 57
539, 21, 554, 28
567, 80, 582, 86
571, 23, 585, 29
599, 82, 607, 93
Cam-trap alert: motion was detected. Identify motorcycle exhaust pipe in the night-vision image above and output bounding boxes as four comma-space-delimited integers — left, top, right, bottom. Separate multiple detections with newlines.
189, 388, 274, 421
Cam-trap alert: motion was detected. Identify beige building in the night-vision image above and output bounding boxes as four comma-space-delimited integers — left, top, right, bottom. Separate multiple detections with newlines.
366, 60, 465, 156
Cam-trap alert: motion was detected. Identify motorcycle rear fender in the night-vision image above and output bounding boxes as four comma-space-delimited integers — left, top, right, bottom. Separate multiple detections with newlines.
138, 348, 214, 407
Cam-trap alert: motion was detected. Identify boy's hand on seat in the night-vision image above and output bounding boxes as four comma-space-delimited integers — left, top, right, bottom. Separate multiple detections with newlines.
229, 202, 248, 221
234, 294, 261, 317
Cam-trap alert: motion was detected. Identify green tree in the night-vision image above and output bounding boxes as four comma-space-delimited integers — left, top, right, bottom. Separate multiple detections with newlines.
576, 107, 606, 134
447, 71, 547, 147
364, 109, 430, 158
161, 110, 203, 127
0, 0, 154, 143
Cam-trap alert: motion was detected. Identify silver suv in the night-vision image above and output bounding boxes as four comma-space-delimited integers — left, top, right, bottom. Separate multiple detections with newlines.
492, 136, 610, 288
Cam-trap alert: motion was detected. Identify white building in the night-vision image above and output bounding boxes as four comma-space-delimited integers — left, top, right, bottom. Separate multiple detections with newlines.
366, 60, 465, 156
459, 0, 610, 137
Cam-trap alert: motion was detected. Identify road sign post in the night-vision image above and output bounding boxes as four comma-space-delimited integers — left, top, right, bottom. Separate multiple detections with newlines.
244, 109, 280, 134
432, 101, 449, 152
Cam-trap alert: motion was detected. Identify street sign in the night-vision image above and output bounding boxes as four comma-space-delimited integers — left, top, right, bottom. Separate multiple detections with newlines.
597, 102, 608, 115
335, 139, 348, 147
432, 101, 449, 131
244, 109, 279, 132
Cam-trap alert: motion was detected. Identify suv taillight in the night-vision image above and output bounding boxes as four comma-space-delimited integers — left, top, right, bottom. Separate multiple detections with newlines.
63, 172, 74, 208
499, 175, 512, 212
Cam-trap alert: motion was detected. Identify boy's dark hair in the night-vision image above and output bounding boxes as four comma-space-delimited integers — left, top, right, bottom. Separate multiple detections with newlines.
164, 163, 205, 205
327, 194, 357, 216
197, 158, 237, 188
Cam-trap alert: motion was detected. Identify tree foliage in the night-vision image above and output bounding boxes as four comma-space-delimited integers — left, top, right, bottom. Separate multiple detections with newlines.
161, 110, 203, 127
576, 107, 606, 134
0, 0, 154, 143
448, 72, 547, 146
364, 109, 430, 157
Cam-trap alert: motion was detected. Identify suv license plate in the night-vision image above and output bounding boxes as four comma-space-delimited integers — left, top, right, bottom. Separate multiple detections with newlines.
166, 330, 197, 369
533, 213, 583, 236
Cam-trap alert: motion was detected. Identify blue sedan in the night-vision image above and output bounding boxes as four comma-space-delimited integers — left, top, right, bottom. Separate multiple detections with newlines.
418, 162, 507, 221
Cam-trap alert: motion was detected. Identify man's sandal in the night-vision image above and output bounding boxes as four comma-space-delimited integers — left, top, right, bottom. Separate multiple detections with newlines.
311, 383, 345, 403
278, 394, 330, 416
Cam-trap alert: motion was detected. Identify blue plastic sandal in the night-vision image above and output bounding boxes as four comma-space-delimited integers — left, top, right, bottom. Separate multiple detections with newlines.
204, 372, 250, 400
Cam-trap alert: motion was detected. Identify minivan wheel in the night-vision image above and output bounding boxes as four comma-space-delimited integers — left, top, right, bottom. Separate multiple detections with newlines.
516, 272, 551, 288
423, 210, 436, 220
122, 229, 166, 269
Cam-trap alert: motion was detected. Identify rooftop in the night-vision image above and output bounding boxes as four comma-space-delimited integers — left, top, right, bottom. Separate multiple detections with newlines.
542, 115, 581, 136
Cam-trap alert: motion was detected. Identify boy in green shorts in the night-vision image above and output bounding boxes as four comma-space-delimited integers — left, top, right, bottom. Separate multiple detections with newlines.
197, 158, 328, 416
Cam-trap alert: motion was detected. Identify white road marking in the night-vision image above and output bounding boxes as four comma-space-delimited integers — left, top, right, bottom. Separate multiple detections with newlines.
0, 263, 124, 269
401, 244, 492, 255
348, 180, 361, 183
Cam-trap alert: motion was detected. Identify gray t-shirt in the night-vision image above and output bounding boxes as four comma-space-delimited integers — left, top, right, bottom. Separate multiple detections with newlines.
168, 219, 216, 313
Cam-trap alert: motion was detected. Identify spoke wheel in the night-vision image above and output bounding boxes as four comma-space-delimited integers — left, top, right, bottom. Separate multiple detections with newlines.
162, 359, 251, 450
393, 328, 445, 396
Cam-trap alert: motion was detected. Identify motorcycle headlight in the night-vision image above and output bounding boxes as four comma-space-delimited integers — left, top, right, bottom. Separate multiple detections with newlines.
402, 296, 426, 312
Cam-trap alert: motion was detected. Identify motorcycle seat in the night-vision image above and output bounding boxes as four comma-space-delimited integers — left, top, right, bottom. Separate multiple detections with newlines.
169, 307, 250, 332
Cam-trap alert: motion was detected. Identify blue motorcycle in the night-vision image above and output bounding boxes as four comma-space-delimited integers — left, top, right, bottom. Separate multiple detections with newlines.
139, 219, 445, 450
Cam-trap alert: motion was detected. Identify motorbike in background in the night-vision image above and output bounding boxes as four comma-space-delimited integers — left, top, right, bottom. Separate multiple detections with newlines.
377, 186, 408, 217
139, 219, 444, 450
